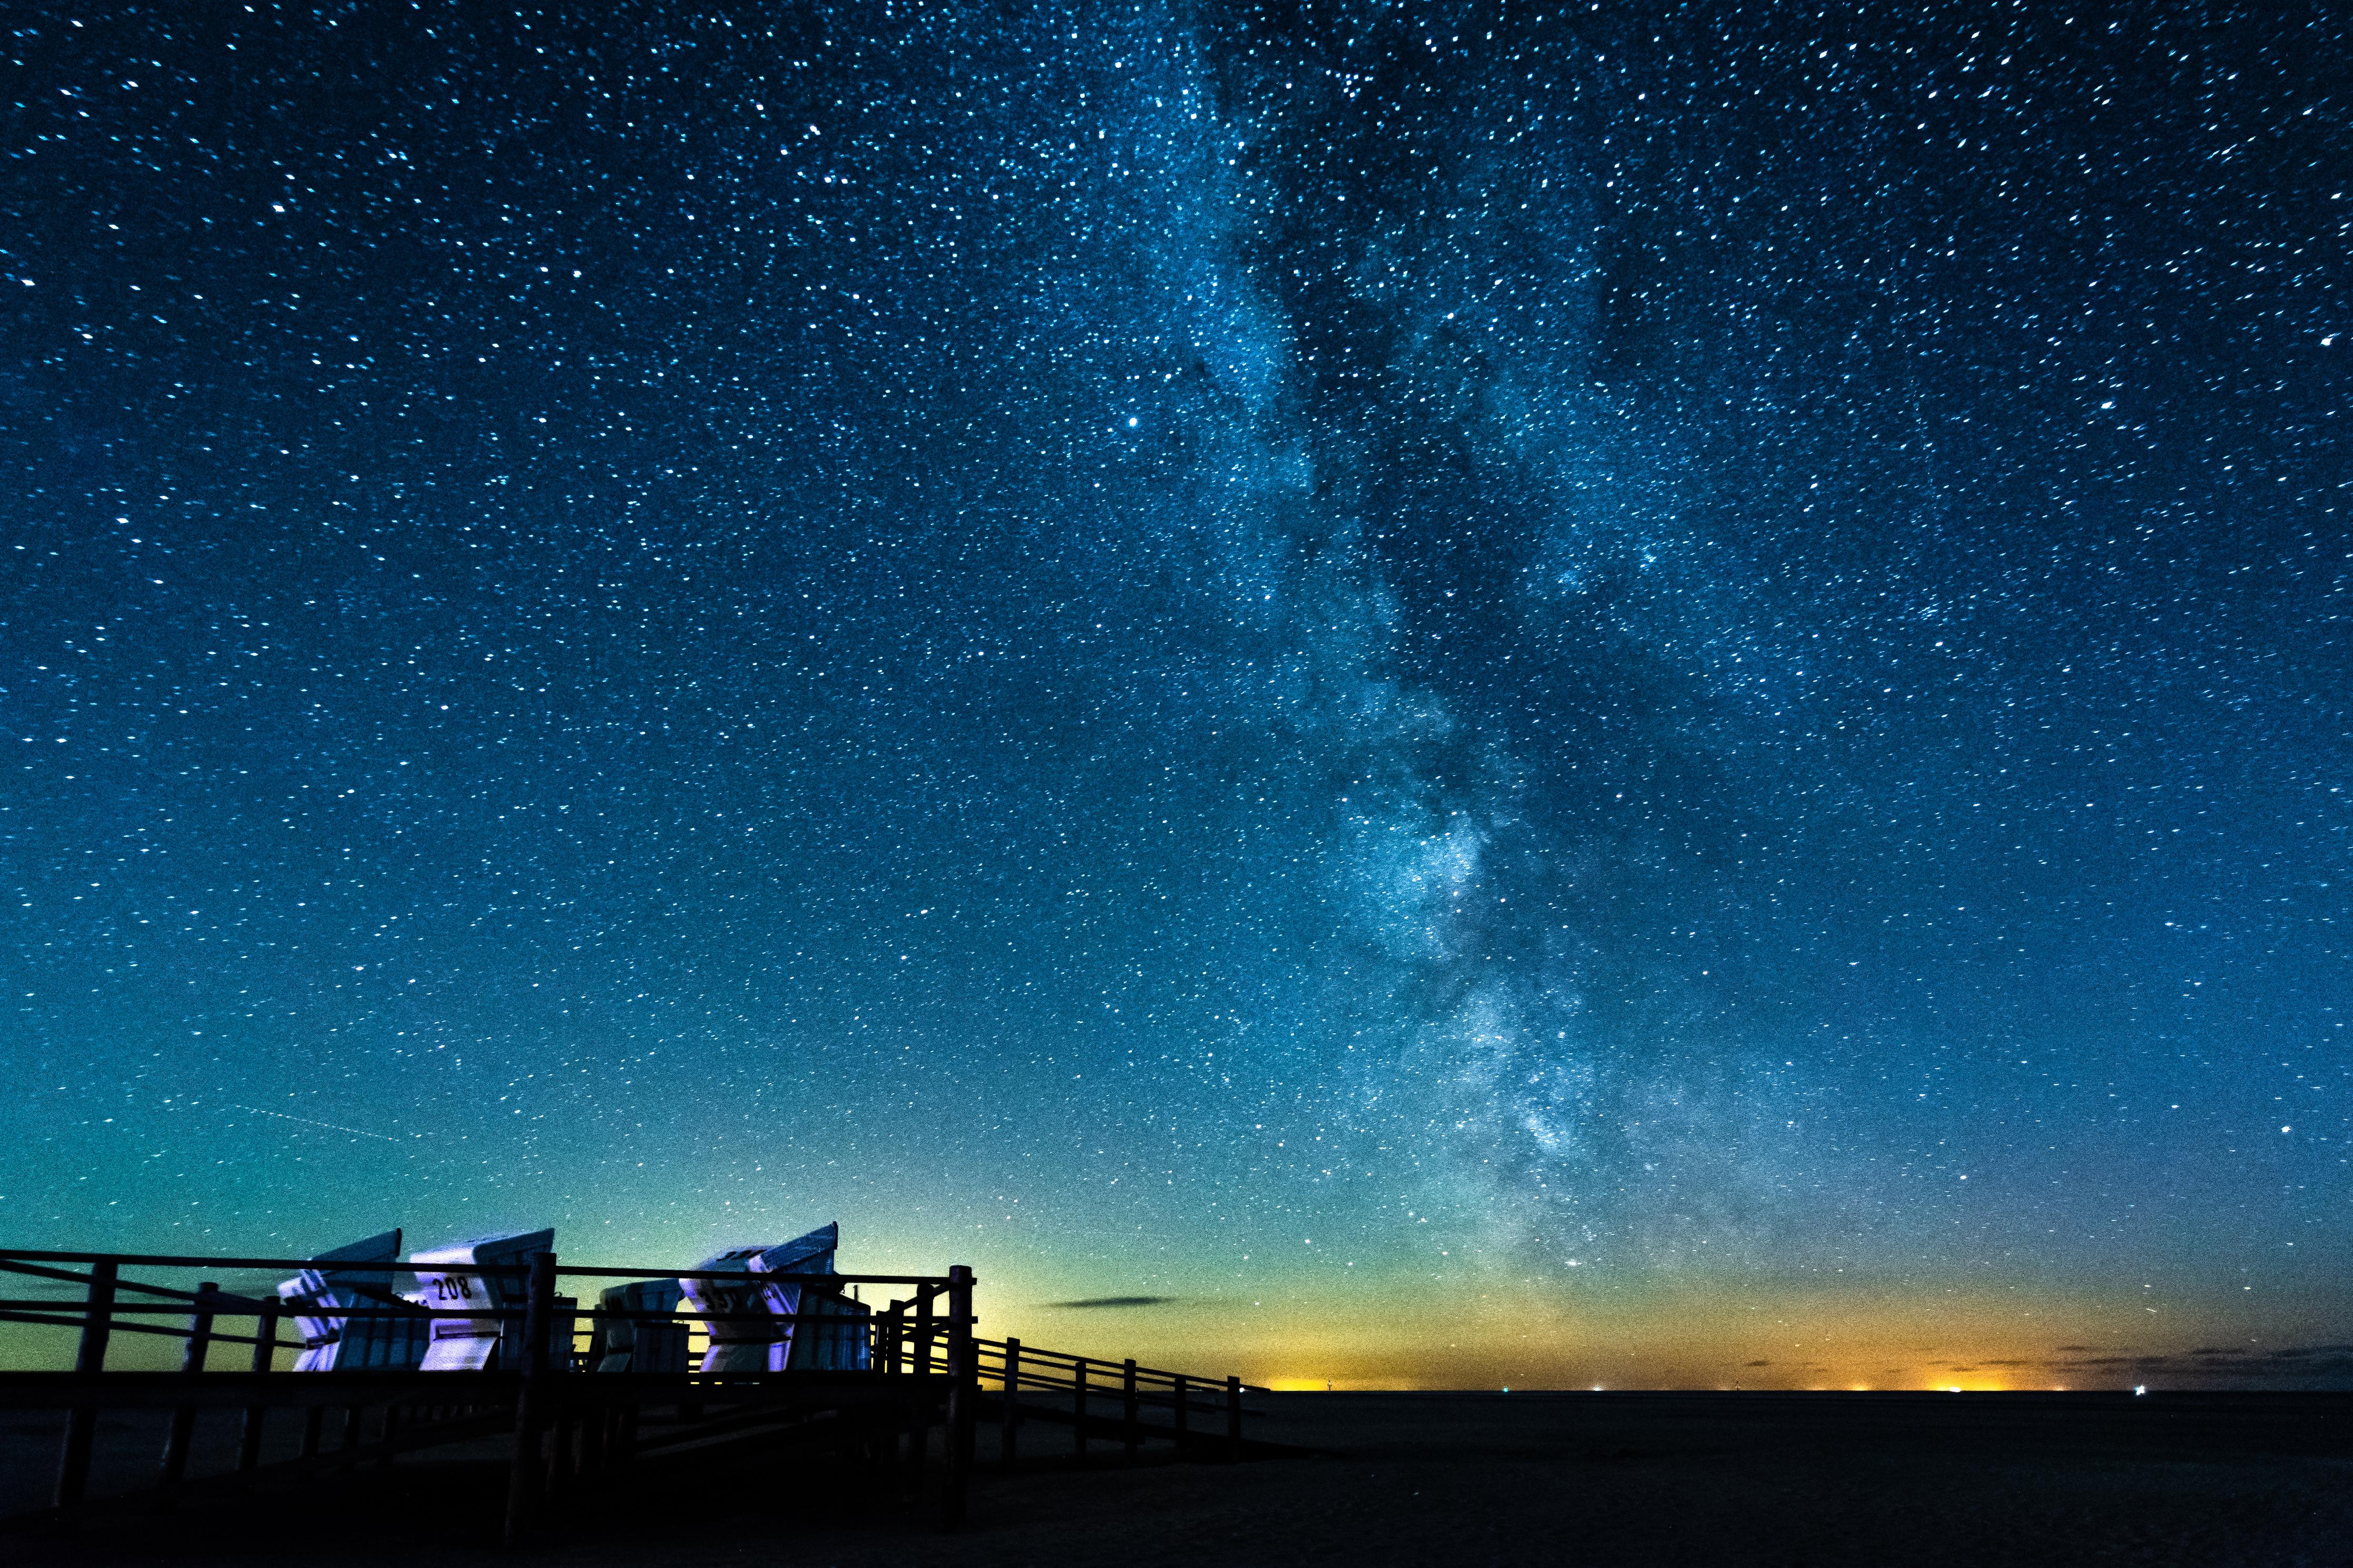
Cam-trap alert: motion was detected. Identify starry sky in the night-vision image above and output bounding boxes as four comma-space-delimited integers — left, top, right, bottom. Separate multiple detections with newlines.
4, 2, 2347, 1390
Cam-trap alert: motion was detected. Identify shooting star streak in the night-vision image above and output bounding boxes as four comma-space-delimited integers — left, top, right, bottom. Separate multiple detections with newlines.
226, 1104, 415, 1144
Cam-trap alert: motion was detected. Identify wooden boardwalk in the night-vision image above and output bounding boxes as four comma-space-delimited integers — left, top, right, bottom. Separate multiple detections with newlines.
0, 1246, 1274, 1543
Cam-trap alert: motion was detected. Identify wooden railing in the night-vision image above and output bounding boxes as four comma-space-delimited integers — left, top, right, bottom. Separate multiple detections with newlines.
874, 1307, 1269, 1464
983, 1337, 1264, 1464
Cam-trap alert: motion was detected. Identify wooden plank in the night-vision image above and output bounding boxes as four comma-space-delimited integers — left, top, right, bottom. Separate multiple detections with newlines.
237, 1301, 279, 1473
53, 1258, 116, 1511
0, 1258, 258, 1306
1000, 1337, 1021, 1466
501, 1249, 556, 1547
1123, 1359, 1139, 1465
941, 1264, 973, 1528
158, 1281, 217, 1488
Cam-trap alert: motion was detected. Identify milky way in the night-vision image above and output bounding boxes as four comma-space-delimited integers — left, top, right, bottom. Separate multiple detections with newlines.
5, 3, 2346, 1387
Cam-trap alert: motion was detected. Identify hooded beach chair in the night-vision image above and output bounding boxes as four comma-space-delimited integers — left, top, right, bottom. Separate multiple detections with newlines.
407, 1228, 557, 1371
591, 1279, 692, 1374
277, 1229, 430, 1371
680, 1222, 870, 1374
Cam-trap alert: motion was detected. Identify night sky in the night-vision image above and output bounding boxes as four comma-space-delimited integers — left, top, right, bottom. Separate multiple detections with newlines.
5, 2, 2347, 1391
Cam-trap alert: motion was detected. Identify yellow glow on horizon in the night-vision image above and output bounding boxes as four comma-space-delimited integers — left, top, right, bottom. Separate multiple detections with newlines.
1109, 1281, 2238, 1392
836, 1247, 2316, 1395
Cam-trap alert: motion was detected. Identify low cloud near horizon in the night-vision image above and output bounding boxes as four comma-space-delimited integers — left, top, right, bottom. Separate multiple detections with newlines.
1042, 1296, 1176, 1310
2051, 1343, 2353, 1384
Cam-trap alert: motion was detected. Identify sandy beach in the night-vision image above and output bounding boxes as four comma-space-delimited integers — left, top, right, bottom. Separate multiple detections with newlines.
6, 1390, 2348, 1567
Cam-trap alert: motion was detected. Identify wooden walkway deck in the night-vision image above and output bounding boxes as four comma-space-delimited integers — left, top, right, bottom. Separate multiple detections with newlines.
0, 1246, 1274, 1543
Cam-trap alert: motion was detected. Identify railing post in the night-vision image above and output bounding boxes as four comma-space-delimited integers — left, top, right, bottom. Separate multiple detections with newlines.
1000, 1337, 1021, 1467
53, 1259, 117, 1512
940, 1264, 974, 1529
1225, 1374, 1242, 1463
1122, 1359, 1139, 1465
549, 1404, 574, 1498
675, 1293, 703, 1425
237, 1299, 280, 1475
577, 1388, 604, 1478
159, 1281, 219, 1490
1071, 1357, 1088, 1463
1172, 1372, 1188, 1451
502, 1251, 556, 1547
547, 1295, 577, 1499
903, 1289, 933, 1499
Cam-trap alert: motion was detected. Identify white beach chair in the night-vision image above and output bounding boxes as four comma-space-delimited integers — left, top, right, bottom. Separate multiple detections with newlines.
680, 1222, 869, 1374
407, 1228, 555, 1371
276, 1229, 430, 1372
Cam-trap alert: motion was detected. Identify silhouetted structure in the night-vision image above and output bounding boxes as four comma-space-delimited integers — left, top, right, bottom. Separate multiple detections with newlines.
0, 1237, 1271, 1545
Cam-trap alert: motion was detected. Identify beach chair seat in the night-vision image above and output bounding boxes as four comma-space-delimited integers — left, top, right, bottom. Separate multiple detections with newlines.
591, 1279, 692, 1374
680, 1222, 870, 1374
277, 1229, 429, 1372
407, 1228, 555, 1371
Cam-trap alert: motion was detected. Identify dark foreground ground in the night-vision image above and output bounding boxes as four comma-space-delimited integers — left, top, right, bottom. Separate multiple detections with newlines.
6, 1391, 2350, 1567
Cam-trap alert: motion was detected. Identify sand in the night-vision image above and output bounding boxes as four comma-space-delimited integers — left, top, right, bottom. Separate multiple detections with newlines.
6, 1390, 2349, 1566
